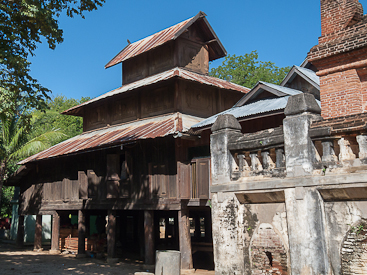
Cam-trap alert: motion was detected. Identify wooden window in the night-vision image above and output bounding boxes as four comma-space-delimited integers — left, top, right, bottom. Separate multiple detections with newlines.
178, 162, 191, 199
191, 158, 210, 199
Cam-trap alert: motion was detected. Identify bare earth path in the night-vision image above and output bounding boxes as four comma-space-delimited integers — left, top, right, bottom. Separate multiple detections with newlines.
0, 242, 214, 275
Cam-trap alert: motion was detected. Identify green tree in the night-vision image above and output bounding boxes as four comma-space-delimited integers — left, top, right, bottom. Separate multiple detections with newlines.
0, 113, 65, 206
1, 186, 14, 218
209, 51, 291, 89
0, 0, 104, 121
31, 95, 90, 144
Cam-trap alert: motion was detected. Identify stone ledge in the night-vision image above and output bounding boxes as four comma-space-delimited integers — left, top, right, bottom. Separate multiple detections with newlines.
211, 170, 367, 193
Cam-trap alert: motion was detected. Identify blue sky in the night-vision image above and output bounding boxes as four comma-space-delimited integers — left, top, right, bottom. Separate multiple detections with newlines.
28, 0, 367, 100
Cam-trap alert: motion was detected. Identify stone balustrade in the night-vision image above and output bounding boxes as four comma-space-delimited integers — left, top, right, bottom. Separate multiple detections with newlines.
227, 127, 286, 179
211, 93, 367, 184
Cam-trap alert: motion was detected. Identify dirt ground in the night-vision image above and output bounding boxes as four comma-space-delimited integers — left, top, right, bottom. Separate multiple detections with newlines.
0, 241, 214, 275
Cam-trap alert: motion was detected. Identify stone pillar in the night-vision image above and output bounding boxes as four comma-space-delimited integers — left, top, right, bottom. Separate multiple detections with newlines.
321, 140, 338, 162
51, 211, 60, 252
250, 153, 263, 171
16, 215, 24, 247
210, 114, 242, 184
107, 210, 116, 259
34, 215, 42, 251
78, 210, 86, 256
275, 148, 285, 168
338, 137, 356, 160
261, 150, 275, 170
357, 134, 367, 159
283, 93, 322, 177
285, 188, 331, 274
211, 193, 245, 274
178, 208, 193, 270
144, 210, 155, 265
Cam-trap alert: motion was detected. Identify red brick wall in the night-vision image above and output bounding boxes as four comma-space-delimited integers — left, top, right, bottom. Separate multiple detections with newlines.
311, 47, 367, 118
320, 0, 363, 39
319, 69, 362, 118
341, 220, 367, 275
250, 223, 288, 275
308, 1, 367, 119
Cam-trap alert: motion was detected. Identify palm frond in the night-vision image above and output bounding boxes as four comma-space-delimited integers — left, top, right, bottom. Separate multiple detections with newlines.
7, 124, 27, 154
9, 129, 66, 161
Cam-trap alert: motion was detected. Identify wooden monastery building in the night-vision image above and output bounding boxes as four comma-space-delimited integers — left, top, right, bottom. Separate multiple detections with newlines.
8, 12, 249, 270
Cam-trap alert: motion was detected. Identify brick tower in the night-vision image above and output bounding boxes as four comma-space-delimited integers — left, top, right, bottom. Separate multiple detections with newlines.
308, 0, 367, 119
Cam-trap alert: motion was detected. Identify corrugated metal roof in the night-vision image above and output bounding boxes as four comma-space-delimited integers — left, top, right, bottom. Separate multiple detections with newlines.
295, 66, 320, 86
258, 82, 303, 96
63, 67, 249, 116
192, 97, 291, 129
19, 113, 203, 164
280, 65, 320, 88
106, 17, 192, 68
234, 81, 302, 107
105, 11, 225, 68
193, 95, 322, 130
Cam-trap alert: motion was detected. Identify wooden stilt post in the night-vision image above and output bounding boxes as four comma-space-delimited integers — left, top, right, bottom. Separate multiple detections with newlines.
34, 215, 43, 251
144, 210, 155, 265
179, 208, 193, 270
78, 210, 86, 256
139, 211, 145, 258
51, 211, 60, 252
16, 215, 24, 247
107, 210, 116, 259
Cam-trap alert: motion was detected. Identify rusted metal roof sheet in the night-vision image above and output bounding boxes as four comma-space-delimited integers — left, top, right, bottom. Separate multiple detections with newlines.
19, 113, 204, 164
63, 67, 249, 116
105, 11, 226, 68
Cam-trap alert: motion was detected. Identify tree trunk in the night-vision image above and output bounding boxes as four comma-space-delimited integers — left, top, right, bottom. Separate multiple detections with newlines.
0, 160, 7, 207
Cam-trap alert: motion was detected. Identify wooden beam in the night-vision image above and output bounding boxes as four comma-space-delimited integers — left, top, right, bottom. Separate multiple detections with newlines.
107, 210, 116, 258
34, 215, 42, 251
178, 208, 193, 269
144, 210, 155, 265
51, 211, 60, 252
78, 210, 86, 255
16, 215, 24, 247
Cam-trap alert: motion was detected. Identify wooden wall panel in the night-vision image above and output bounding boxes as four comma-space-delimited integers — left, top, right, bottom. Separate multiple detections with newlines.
111, 96, 137, 125
177, 162, 191, 199
177, 39, 209, 74
71, 180, 79, 201
123, 53, 149, 84
181, 82, 214, 117
106, 154, 120, 199
169, 174, 177, 199
141, 86, 174, 118
148, 42, 174, 76
84, 104, 108, 131
120, 151, 133, 198
78, 171, 88, 199
196, 158, 210, 199
87, 170, 100, 199
62, 178, 72, 201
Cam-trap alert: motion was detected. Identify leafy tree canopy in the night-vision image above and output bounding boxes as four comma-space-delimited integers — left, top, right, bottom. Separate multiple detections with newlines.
1, 186, 14, 218
209, 51, 291, 89
0, 112, 65, 206
0, 0, 104, 120
30, 95, 90, 143
0, 95, 88, 215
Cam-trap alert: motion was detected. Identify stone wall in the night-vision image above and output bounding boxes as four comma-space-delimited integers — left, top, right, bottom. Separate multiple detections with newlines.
211, 192, 289, 275
209, 94, 367, 274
